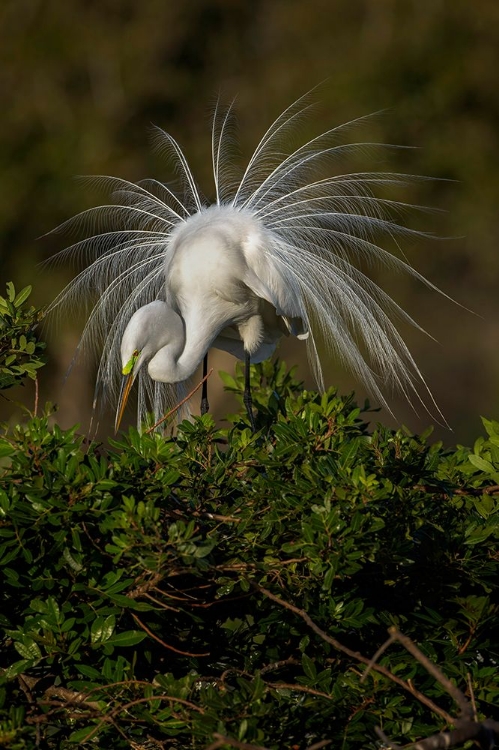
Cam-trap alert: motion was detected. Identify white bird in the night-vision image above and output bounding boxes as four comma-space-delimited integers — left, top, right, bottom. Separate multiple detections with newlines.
48, 93, 445, 431
116, 206, 310, 429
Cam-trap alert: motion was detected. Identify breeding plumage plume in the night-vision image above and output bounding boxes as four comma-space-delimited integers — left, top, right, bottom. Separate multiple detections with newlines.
48, 92, 445, 430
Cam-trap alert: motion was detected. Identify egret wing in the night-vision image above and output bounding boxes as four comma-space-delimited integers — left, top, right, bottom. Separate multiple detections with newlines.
242, 236, 309, 340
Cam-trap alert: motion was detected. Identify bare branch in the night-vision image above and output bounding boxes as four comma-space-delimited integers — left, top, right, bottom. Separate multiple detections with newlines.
368, 630, 499, 750
399, 719, 499, 750
34, 376, 39, 416
466, 672, 477, 722
256, 585, 454, 724
375, 726, 403, 750
388, 628, 473, 721
83, 694, 206, 743
361, 631, 397, 683
267, 681, 334, 701
131, 612, 210, 657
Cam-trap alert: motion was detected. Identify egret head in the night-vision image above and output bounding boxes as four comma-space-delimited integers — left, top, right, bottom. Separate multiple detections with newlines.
115, 301, 184, 431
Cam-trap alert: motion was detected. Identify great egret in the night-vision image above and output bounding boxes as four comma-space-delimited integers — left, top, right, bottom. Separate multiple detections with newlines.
115, 207, 310, 429
48, 93, 446, 430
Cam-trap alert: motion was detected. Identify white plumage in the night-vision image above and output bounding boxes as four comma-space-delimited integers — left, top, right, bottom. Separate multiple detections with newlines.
48, 93, 444, 429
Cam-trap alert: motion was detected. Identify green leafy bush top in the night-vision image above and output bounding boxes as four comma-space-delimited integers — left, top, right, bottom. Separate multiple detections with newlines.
0, 283, 45, 391
0, 284, 498, 749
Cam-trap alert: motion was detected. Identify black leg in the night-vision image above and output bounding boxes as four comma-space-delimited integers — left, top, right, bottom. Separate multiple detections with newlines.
201, 354, 209, 415
243, 351, 256, 431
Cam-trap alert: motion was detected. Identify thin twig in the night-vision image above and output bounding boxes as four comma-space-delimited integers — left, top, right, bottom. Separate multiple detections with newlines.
141, 591, 180, 611
127, 571, 164, 599
18, 673, 41, 746
131, 612, 210, 657
259, 657, 300, 674
80, 679, 162, 699
476, 484, 499, 495
192, 510, 242, 523
372, 630, 499, 750
466, 672, 477, 722
34, 376, 39, 417
375, 726, 403, 749
388, 628, 473, 721
383, 719, 499, 750
267, 681, 333, 701
361, 631, 398, 683
414, 483, 499, 497
43, 686, 101, 711
83, 694, 205, 743
145, 368, 213, 433
256, 586, 454, 724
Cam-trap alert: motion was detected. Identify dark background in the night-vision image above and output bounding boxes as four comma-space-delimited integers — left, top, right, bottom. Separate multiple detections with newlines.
1, 0, 498, 444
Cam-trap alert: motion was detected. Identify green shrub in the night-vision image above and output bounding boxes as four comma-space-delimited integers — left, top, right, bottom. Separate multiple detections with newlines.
0, 283, 45, 392
0, 285, 498, 749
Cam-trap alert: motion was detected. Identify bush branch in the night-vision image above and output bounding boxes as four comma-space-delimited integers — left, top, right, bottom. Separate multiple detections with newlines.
256, 585, 454, 724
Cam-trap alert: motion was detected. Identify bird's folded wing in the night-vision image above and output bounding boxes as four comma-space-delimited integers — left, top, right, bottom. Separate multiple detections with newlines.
242, 241, 309, 341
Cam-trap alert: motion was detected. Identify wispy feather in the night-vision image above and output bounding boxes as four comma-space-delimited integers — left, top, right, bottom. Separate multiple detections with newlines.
47, 92, 448, 428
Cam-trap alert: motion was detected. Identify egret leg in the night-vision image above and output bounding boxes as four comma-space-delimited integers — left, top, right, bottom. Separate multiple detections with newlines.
243, 351, 256, 431
200, 354, 209, 415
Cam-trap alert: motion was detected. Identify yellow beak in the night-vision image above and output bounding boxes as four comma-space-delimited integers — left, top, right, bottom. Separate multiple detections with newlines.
115, 371, 135, 433
115, 350, 140, 432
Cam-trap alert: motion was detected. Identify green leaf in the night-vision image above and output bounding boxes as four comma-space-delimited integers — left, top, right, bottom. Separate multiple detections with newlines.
91, 615, 116, 644
301, 653, 317, 681
13, 639, 42, 661
468, 454, 499, 482
104, 630, 147, 647
469, 454, 496, 474
0, 441, 14, 458
2, 659, 32, 680
76, 664, 103, 679
13, 285, 32, 308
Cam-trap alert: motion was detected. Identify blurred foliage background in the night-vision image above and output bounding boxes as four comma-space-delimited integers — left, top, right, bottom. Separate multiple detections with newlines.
1, 0, 498, 444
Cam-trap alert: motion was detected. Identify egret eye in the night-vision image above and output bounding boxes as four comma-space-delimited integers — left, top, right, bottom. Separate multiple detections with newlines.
122, 350, 139, 376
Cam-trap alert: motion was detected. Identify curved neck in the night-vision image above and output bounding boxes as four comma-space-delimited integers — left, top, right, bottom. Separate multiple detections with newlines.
147, 325, 220, 384
147, 299, 240, 383
175, 322, 221, 379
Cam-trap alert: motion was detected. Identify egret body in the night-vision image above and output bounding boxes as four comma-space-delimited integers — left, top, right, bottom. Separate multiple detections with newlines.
117, 206, 309, 427
49, 94, 445, 430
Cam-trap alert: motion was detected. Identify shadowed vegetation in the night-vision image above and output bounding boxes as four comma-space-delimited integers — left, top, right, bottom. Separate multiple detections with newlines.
0, 285, 498, 748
